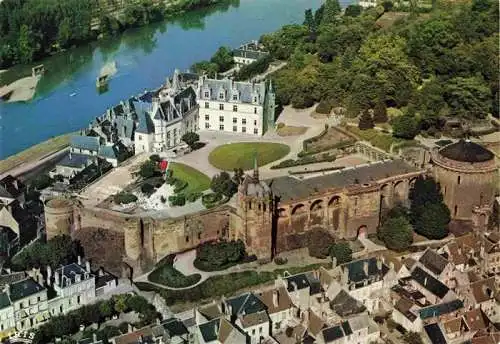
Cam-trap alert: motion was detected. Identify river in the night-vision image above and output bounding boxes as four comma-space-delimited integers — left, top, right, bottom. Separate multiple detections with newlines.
0, 0, 351, 159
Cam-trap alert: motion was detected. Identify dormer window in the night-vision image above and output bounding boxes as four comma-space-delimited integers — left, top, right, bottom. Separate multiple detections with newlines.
253, 97, 257, 103
204, 91, 209, 98
233, 94, 238, 101
219, 92, 225, 100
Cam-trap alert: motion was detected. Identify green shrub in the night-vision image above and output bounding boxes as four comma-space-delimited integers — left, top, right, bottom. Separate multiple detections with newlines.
274, 257, 288, 265
330, 242, 353, 264
185, 192, 203, 203
173, 179, 188, 193
149, 154, 161, 162
141, 183, 155, 196
169, 194, 186, 206
114, 192, 137, 205
316, 101, 333, 114
194, 240, 247, 271
202, 192, 223, 208
235, 55, 272, 81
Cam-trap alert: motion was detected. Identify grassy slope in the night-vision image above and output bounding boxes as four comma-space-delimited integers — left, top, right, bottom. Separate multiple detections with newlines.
0, 132, 75, 175
169, 162, 210, 194
208, 142, 290, 170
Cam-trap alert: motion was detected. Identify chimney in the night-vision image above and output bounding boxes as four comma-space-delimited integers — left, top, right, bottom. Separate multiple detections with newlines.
47, 266, 52, 286
331, 256, 337, 268
54, 270, 60, 286
214, 320, 219, 335
424, 277, 428, 286
363, 261, 369, 277
78, 256, 82, 266
4, 284, 10, 296
128, 323, 133, 333
291, 281, 298, 292
86, 261, 91, 273
92, 333, 98, 343
377, 259, 382, 271
273, 290, 279, 308
99, 267, 104, 277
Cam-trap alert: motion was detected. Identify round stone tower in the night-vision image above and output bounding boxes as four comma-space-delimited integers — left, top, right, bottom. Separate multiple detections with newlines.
44, 198, 75, 239
432, 139, 498, 226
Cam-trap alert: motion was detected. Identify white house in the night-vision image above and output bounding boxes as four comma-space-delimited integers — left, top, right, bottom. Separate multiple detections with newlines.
197, 76, 275, 136
48, 260, 96, 316
257, 287, 294, 334
391, 298, 423, 333
134, 71, 199, 154
232, 41, 269, 67
197, 317, 246, 344
316, 314, 379, 344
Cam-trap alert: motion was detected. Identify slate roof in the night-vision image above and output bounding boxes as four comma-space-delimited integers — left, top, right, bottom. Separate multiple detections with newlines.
439, 140, 494, 163
198, 318, 220, 342
9, 277, 45, 302
0, 291, 11, 308
285, 272, 321, 295
419, 249, 449, 275
424, 323, 447, 344
113, 117, 135, 139
226, 292, 266, 316
344, 257, 389, 286
135, 106, 155, 134
395, 298, 417, 322
58, 153, 91, 169
198, 303, 223, 320
257, 287, 293, 314
200, 78, 266, 105
418, 300, 463, 320
239, 310, 270, 328
268, 160, 418, 202
161, 318, 188, 337
95, 272, 116, 289
330, 289, 366, 317
411, 266, 449, 299
70, 135, 101, 152
99, 145, 120, 160
55, 263, 91, 288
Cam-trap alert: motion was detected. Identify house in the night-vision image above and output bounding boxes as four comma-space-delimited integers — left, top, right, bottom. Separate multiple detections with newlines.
110, 318, 191, 344
257, 286, 294, 333
70, 135, 102, 156
315, 314, 379, 344
94, 268, 118, 297
0, 176, 25, 206
49, 153, 97, 181
7, 277, 49, 331
417, 248, 453, 281
391, 298, 423, 333
133, 70, 199, 154
424, 323, 447, 344
232, 41, 269, 67
409, 267, 455, 304
47, 260, 96, 316
277, 271, 322, 311
197, 317, 246, 344
197, 76, 275, 136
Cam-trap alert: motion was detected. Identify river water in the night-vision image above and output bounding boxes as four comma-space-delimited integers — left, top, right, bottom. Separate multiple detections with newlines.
0, 0, 350, 159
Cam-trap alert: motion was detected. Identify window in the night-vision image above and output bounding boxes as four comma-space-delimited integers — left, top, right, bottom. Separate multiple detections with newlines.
205, 114, 209, 121
198, 232, 201, 240
219, 103, 224, 110
242, 118, 247, 125
219, 124, 224, 130
253, 97, 257, 103
219, 92, 225, 100
254, 128, 258, 134
173, 129, 177, 137
185, 236, 189, 243
204, 91, 209, 98
138, 135, 142, 141
204, 102, 209, 108
254, 107, 257, 114
233, 117, 237, 123
218, 116, 224, 122
454, 205, 458, 216
77, 296, 81, 304
252, 329, 256, 335
242, 127, 246, 133
259, 327, 263, 334
458, 175, 461, 184
233, 105, 238, 112
254, 119, 257, 125
233, 126, 237, 132
233, 94, 238, 101
205, 122, 210, 129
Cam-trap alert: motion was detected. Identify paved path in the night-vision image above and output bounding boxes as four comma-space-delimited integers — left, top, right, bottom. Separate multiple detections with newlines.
0, 147, 69, 180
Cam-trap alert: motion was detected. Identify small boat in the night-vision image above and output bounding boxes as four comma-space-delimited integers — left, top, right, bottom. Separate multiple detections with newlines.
69, 92, 77, 97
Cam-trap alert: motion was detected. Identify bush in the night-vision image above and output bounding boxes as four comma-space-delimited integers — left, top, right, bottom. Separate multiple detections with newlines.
139, 160, 161, 179
185, 192, 203, 203
141, 183, 155, 196
114, 192, 137, 205
316, 101, 333, 114
307, 230, 335, 259
194, 240, 247, 271
202, 192, 223, 208
168, 194, 186, 206
378, 207, 413, 252
392, 114, 420, 139
173, 179, 188, 193
235, 55, 272, 81
358, 109, 374, 130
149, 154, 161, 162
270, 153, 336, 169
329, 242, 353, 265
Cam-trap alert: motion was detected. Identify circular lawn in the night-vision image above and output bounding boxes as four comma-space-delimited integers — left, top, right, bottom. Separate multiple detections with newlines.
208, 142, 290, 170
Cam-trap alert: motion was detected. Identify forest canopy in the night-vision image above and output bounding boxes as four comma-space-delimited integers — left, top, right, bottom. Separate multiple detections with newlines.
264, 0, 499, 128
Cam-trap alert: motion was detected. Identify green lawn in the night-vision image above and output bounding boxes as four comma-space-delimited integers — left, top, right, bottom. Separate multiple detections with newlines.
208, 142, 290, 170
169, 162, 210, 194
148, 255, 201, 288
345, 126, 400, 152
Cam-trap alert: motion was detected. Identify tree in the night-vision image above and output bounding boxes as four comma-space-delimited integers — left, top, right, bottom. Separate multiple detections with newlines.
211, 172, 237, 198
378, 208, 413, 252
329, 242, 352, 264
139, 160, 159, 179
321, 0, 341, 25
141, 182, 155, 195
181, 132, 200, 149
412, 202, 450, 239
410, 177, 450, 240
444, 76, 492, 119
345, 5, 362, 17
373, 101, 388, 123
303, 9, 316, 35
307, 230, 335, 258
210, 46, 233, 72
191, 60, 219, 76
358, 109, 374, 130
392, 114, 419, 139
17, 24, 35, 64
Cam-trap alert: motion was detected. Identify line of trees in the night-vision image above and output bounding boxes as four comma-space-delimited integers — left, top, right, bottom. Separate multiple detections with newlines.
263, 0, 498, 135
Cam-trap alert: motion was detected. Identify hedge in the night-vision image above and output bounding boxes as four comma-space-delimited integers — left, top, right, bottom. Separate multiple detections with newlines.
302, 124, 329, 151
270, 153, 336, 169
114, 192, 137, 204
297, 139, 355, 157
234, 55, 273, 81
315, 101, 333, 114
202, 192, 223, 208
148, 254, 201, 288
169, 194, 186, 206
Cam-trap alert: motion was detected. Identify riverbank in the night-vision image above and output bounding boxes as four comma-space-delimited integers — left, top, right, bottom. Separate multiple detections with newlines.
0, 75, 40, 103
0, 132, 75, 177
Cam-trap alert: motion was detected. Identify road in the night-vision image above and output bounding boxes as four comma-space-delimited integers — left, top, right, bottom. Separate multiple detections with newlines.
0, 147, 68, 180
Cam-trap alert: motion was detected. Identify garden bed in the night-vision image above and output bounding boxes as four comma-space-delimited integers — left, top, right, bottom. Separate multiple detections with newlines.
148, 254, 201, 288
